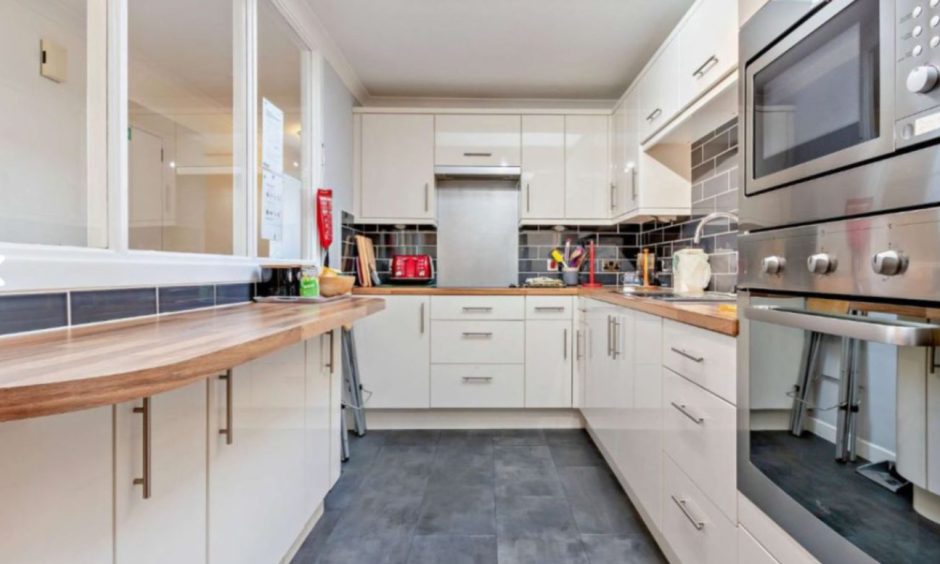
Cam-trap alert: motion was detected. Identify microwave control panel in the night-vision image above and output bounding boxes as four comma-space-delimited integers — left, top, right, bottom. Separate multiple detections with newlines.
897, 0, 940, 146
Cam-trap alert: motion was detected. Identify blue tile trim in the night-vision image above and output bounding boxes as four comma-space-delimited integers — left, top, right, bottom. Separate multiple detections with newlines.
158, 285, 216, 313
215, 283, 254, 305
71, 288, 157, 325
0, 293, 68, 336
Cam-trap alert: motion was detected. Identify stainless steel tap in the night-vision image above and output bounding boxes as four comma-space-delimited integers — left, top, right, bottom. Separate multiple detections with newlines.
692, 212, 739, 245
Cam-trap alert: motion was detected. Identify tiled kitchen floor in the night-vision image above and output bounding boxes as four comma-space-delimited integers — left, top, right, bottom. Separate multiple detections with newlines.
292, 429, 665, 564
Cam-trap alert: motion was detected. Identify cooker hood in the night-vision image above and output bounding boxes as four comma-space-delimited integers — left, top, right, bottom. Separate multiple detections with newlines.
433, 165, 521, 181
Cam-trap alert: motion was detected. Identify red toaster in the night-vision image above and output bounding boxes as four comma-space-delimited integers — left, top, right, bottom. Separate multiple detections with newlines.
391, 255, 434, 282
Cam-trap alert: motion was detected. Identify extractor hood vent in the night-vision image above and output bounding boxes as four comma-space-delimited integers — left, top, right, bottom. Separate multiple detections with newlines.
434, 165, 521, 181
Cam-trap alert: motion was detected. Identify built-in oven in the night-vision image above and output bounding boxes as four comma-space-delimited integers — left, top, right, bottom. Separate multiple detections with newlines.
737, 206, 940, 563
741, 0, 940, 231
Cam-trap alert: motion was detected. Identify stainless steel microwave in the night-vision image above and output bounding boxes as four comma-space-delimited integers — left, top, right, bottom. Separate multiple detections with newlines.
744, 0, 940, 198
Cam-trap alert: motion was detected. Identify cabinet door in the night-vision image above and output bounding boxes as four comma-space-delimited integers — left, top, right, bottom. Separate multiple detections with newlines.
115, 381, 208, 564
525, 320, 573, 407
208, 343, 307, 564
678, 0, 738, 107
0, 408, 113, 564
638, 38, 681, 143
521, 115, 565, 219
610, 309, 636, 480
304, 334, 332, 516
621, 89, 641, 212
355, 296, 430, 408
564, 115, 610, 220
435, 114, 521, 166
360, 114, 434, 221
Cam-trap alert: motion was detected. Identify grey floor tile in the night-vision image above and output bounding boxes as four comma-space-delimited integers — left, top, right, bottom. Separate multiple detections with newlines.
428, 453, 494, 489
548, 441, 605, 468
496, 446, 565, 498
290, 509, 342, 563
416, 484, 496, 535
580, 533, 666, 564
313, 533, 414, 564
383, 429, 442, 446
497, 531, 589, 564
557, 466, 643, 534
328, 493, 425, 542
543, 429, 593, 445
407, 535, 497, 564
492, 429, 547, 446
438, 429, 499, 448
496, 496, 578, 536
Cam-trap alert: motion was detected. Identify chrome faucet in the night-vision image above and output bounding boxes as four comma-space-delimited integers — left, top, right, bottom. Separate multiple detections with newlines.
692, 212, 739, 245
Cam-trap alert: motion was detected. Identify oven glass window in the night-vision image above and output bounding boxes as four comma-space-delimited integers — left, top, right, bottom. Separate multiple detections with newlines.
752, 0, 880, 181
747, 295, 940, 562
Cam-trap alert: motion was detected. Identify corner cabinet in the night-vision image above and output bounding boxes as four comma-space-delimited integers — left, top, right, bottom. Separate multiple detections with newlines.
678, 0, 738, 107
358, 113, 435, 223
521, 115, 566, 220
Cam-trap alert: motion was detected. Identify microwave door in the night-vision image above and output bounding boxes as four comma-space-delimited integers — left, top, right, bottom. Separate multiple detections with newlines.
744, 0, 895, 196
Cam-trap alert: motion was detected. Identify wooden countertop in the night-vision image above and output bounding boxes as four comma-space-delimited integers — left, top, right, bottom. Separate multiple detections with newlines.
353, 286, 738, 336
0, 297, 384, 422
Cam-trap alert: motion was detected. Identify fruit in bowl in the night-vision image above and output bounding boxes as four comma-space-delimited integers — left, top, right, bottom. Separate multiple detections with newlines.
319, 268, 355, 297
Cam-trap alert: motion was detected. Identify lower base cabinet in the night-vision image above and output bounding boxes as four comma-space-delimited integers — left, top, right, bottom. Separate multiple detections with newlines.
525, 319, 573, 407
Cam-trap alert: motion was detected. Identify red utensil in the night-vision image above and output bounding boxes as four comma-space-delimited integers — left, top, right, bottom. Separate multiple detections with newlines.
582, 241, 602, 288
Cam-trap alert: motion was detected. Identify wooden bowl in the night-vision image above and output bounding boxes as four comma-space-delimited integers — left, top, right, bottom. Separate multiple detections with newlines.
319, 275, 355, 297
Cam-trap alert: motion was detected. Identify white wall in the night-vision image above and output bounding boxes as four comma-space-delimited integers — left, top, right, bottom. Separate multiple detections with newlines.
0, 0, 90, 246
321, 61, 356, 267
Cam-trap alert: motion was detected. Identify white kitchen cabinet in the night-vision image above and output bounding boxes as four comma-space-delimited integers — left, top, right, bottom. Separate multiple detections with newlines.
435, 114, 521, 167
663, 319, 737, 404
115, 381, 208, 564
521, 115, 566, 220
0, 407, 113, 564
525, 319, 573, 408
739, 526, 782, 564
304, 333, 334, 515
355, 296, 431, 409
431, 363, 525, 408
678, 0, 738, 107
564, 115, 610, 220
582, 300, 629, 454
431, 295, 525, 320
638, 37, 681, 143
431, 320, 525, 364
360, 113, 435, 222
610, 101, 638, 216
208, 343, 307, 564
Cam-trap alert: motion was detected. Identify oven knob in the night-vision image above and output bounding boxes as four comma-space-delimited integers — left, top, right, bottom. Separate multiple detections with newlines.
907, 65, 940, 93
871, 250, 908, 276
761, 256, 786, 275
807, 253, 838, 274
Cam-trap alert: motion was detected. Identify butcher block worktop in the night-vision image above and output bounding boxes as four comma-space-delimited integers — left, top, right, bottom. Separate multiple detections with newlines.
0, 297, 384, 422
354, 286, 738, 336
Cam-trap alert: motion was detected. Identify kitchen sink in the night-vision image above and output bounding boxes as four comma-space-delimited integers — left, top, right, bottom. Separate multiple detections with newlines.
650, 292, 737, 303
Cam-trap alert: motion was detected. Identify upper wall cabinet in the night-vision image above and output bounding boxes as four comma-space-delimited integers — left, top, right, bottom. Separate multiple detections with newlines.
435, 114, 521, 167
565, 115, 610, 221
678, 0, 738, 107
638, 38, 681, 143
359, 114, 435, 223
521, 115, 566, 220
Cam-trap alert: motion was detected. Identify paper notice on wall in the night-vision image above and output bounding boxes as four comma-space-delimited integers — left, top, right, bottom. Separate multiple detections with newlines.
261, 169, 284, 241
261, 97, 284, 174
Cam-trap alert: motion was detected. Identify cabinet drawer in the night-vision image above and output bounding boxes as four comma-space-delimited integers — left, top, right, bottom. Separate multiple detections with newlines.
435, 114, 521, 167
662, 320, 736, 404
525, 296, 573, 319
663, 368, 736, 522
662, 454, 737, 564
431, 296, 524, 320
431, 321, 524, 364
430, 364, 524, 408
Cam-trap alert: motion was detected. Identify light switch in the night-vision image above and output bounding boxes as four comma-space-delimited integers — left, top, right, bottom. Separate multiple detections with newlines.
40, 39, 67, 83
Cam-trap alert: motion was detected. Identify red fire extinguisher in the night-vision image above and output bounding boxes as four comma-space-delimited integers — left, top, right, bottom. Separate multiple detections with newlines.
316, 188, 333, 252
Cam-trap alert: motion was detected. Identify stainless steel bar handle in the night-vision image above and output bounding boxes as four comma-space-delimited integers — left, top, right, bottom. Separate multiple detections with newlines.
645, 108, 662, 122
607, 315, 613, 357
132, 397, 152, 499
671, 495, 705, 530
612, 318, 620, 359
745, 305, 940, 346
670, 347, 704, 363
327, 331, 336, 374
610, 183, 616, 210
219, 370, 233, 445
462, 376, 494, 382
535, 306, 565, 312
424, 182, 429, 211
631, 168, 638, 201
462, 332, 494, 338
692, 55, 719, 78
462, 306, 494, 313
576, 329, 583, 360
463, 152, 493, 157
563, 328, 568, 359
420, 303, 426, 334
526, 183, 531, 212
670, 401, 705, 425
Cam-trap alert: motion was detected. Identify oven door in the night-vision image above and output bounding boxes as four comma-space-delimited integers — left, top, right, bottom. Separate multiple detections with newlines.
745, 0, 895, 196
738, 292, 940, 563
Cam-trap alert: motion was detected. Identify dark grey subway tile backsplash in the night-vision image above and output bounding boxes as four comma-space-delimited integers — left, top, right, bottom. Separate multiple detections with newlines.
158, 285, 216, 313
216, 283, 254, 305
71, 288, 157, 326
0, 293, 68, 336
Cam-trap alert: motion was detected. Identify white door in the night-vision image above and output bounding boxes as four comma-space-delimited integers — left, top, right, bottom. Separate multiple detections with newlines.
678, 0, 738, 106
360, 114, 435, 221
611, 309, 636, 477
621, 89, 641, 212
525, 319, 573, 407
638, 38, 681, 142
0, 408, 113, 564
129, 126, 165, 228
115, 381, 208, 564
208, 343, 307, 564
521, 115, 565, 219
355, 296, 431, 408
565, 115, 610, 220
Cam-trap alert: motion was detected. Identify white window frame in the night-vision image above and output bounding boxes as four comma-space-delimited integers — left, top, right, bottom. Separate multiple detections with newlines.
0, 0, 323, 294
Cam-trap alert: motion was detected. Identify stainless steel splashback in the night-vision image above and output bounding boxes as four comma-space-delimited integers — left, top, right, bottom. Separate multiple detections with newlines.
436, 179, 519, 287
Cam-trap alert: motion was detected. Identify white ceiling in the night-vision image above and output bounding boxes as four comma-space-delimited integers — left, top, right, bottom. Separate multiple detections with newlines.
306, 0, 695, 101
